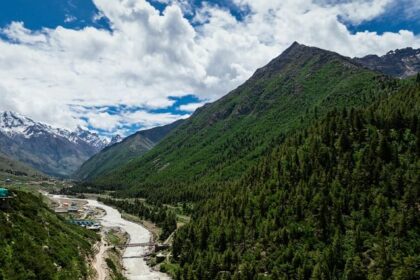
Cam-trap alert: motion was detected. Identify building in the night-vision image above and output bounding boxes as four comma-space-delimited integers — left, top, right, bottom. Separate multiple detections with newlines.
86, 224, 101, 231
68, 206, 79, 212
70, 220, 101, 231
54, 208, 69, 214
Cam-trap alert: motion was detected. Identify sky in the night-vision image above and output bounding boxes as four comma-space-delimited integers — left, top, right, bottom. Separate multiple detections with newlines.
0, 0, 419, 138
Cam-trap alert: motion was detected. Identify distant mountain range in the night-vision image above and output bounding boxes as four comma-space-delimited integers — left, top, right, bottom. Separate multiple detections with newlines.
355, 47, 420, 78
0, 111, 120, 177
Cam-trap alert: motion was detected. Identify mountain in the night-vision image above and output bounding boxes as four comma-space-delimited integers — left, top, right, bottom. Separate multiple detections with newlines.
0, 152, 44, 179
355, 47, 420, 78
73, 126, 109, 150
74, 120, 184, 181
109, 134, 123, 146
0, 190, 98, 279
0, 111, 109, 177
172, 83, 420, 279
91, 42, 395, 202
73, 42, 420, 279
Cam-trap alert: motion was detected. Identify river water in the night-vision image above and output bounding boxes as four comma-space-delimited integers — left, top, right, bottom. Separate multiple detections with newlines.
86, 199, 170, 280
48, 193, 170, 280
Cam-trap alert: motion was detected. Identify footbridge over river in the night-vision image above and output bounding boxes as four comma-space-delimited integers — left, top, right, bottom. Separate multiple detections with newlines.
118, 242, 154, 248
118, 242, 154, 259
117, 242, 170, 259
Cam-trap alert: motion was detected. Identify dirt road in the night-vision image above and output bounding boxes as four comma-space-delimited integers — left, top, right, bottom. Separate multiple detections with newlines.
93, 234, 108, 280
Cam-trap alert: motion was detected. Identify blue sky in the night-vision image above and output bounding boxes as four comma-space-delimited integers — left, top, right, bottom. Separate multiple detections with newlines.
73, 95, 203, 137
1, 1, 418, 34
0, 0, 110, 31
0, 0, 249, 30
0, 0, 419, 137
342, 1, 420, 35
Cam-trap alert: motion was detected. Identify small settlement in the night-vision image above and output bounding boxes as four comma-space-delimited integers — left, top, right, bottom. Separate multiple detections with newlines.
53, 197, 101, 231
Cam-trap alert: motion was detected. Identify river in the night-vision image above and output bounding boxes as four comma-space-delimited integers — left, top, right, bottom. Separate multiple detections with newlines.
49, 194, 170, 280
87, 199, 170, 280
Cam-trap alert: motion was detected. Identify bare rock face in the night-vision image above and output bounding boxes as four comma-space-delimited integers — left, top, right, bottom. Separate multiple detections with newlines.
355, 48, 420, 78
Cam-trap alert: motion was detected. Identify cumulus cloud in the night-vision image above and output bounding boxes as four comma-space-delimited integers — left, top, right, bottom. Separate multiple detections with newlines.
0, 0, 419, 136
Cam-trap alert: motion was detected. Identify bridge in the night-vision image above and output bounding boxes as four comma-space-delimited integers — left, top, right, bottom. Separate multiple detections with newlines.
119, 242, 169, 259
122, 252, 154, 259
118, 242, 154, 248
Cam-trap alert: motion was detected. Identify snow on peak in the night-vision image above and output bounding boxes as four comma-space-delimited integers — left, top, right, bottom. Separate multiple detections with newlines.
72, 126, 109, 150
0, 111, 108, 150
0, 111, 39, 136
109, 134, 123, 145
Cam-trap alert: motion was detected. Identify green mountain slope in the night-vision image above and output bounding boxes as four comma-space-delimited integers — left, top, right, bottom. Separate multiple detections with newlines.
0, 190, 98, 279
172, 83, 420, 279
94, 42, 395, 202
0, 152, 44, 179
74, 120, 184, 181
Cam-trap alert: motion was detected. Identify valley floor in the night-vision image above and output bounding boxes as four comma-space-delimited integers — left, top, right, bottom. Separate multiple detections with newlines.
46, 193, 171, 280
88, 199, 171, 280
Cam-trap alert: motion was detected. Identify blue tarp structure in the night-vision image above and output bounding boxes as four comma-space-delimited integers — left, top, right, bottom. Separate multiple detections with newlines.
0, 188, 9, 198
70, 220, 99, 226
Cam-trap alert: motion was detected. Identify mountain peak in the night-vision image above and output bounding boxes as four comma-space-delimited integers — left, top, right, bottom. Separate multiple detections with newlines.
355, 46, 420, 78
1, 110, 33, 124
289, 41, 302, 48
109, 134, 123, 145
0, 110, 37, 136
251, 42, 357, 80
386, 47, 418, 56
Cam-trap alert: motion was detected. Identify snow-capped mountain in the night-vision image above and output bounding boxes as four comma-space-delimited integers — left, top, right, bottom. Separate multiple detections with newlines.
0, 111, 115, 177
0, 111, 108, 149
71, 126, 109, 150
109, 134, 123, 146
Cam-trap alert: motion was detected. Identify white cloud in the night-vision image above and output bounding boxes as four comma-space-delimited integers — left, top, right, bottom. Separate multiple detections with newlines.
69, 104, 187, 136
0, 0, 419, 136
64, 15, 77, 23
1, 22, 48, 44
178, 102, 207, 112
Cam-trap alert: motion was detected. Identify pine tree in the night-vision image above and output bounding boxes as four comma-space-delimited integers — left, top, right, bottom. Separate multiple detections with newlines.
378, 134, 392, 162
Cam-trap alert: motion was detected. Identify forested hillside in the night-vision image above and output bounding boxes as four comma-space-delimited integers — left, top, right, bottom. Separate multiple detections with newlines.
93, 43, 397, 202
171, 83, 420, 279
0, 191, 98, 279
74, 120, 184, 181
